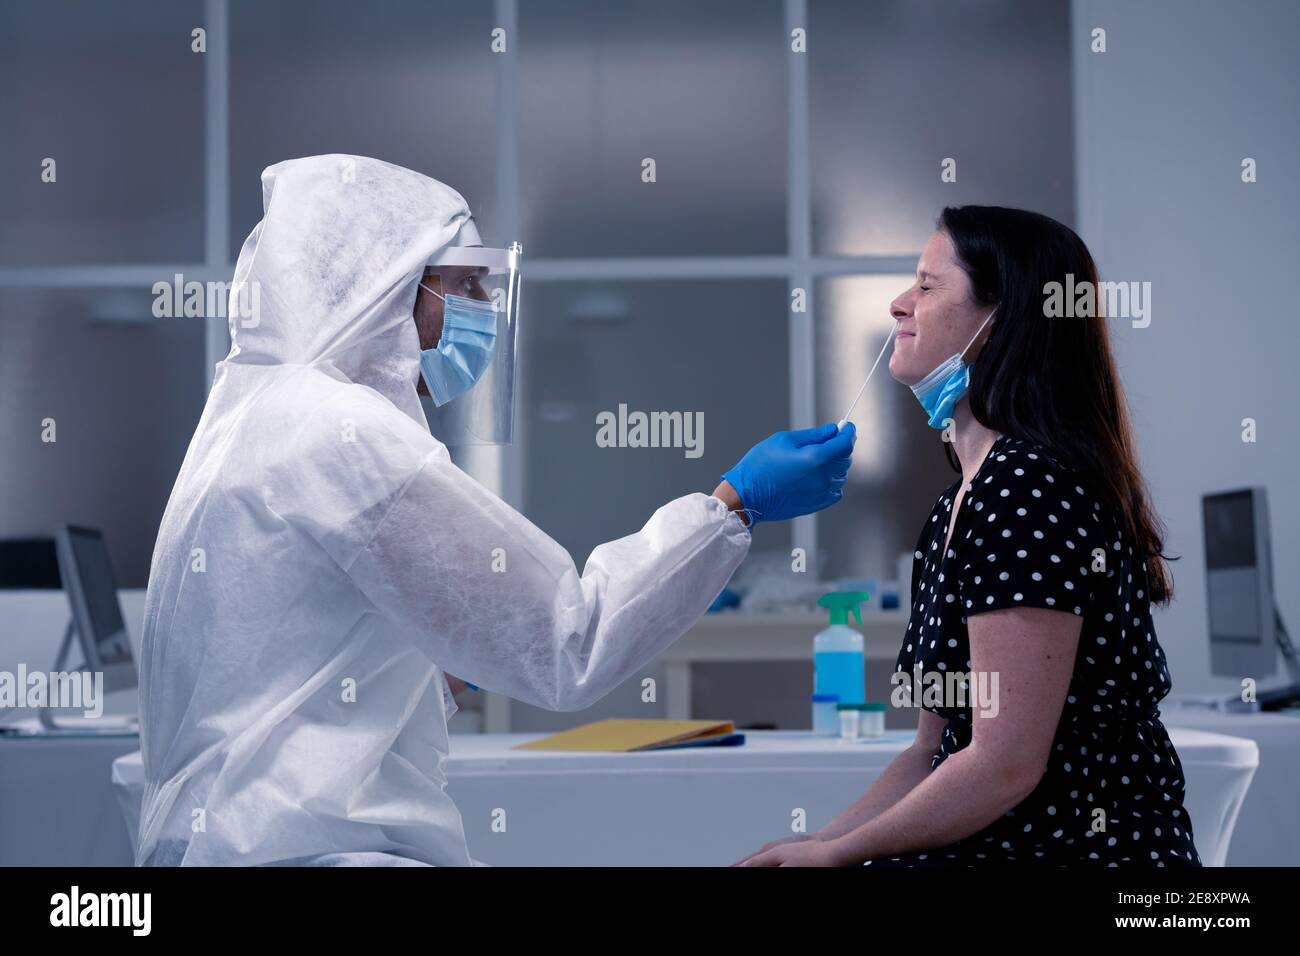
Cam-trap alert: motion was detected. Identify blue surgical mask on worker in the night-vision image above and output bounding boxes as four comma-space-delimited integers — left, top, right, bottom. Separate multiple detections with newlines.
418, 282, 498, 406
910, 308, 997, 429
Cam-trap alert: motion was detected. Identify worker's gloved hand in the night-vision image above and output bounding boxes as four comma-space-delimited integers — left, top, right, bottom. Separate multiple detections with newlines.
721, 422, 855, 527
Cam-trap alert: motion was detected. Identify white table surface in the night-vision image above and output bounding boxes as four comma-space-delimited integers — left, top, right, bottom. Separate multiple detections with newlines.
102, 727, 1257, 867
1160, 705, 1299, 866
0, 722, 140, 866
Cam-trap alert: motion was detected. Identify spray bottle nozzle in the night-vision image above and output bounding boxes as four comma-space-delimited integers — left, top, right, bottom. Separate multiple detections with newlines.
817, 591, 870, 627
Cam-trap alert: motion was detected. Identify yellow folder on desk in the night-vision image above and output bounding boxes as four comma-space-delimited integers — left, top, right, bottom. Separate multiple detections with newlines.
513, 718, 736, 752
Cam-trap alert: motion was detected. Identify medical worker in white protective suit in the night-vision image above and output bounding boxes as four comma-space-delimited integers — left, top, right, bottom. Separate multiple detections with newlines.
136, 155, 856, 866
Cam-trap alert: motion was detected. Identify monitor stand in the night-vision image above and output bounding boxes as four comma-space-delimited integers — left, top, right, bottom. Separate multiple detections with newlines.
37, 619, 138, 736
1255, 607, 1300, 709
1218, 607, 1300, 712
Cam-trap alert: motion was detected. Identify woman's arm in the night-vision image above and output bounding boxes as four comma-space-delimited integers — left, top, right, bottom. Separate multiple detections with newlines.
816, 709, 945, 839
732, 711, 941, 865
742, 605, 1081, 865
828, 606, 1080, 862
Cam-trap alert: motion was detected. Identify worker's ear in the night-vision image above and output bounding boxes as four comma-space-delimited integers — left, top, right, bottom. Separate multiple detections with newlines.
413, 275, 446, 352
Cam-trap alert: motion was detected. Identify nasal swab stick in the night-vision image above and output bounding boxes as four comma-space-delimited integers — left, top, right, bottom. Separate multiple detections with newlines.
837, 325, 898, 430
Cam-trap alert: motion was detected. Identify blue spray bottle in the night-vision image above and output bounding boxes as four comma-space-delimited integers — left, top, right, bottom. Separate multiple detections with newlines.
814, 591, 868, 710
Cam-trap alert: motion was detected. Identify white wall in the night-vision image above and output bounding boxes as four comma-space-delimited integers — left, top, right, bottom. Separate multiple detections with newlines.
1073, 0, 1300, 696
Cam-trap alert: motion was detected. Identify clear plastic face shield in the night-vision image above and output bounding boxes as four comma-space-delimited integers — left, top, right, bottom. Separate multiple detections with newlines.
420, 240, 522, 445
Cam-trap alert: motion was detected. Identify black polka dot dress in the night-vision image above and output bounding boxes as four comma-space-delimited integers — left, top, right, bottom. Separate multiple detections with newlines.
865, 435, 1202, 867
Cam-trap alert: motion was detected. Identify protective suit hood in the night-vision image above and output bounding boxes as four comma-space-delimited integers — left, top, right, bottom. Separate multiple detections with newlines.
228, 154, 473, 422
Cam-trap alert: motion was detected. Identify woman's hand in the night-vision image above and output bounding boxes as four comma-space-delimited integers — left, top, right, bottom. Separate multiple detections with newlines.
736, 835, 851, 867
732, 833, 817, 865
732, 833, 827, 866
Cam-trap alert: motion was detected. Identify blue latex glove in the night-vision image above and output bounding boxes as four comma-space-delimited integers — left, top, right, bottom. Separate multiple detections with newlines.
721, 422, 856, 527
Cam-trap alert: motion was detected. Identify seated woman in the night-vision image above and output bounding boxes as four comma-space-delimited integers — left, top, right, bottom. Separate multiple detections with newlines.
738, 205, 1201, 867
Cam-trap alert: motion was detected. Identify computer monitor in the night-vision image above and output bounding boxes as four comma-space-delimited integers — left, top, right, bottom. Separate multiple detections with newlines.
1202, 488, 1299, 710
0, 538, 61, 590
53, 525, 137, 694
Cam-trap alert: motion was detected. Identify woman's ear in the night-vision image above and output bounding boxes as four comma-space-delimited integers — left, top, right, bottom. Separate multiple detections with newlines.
961, 306, 999, 362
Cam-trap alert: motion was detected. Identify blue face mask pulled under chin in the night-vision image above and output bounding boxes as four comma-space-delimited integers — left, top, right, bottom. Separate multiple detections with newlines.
418, 285, 498, 407
909, 308, 996, 429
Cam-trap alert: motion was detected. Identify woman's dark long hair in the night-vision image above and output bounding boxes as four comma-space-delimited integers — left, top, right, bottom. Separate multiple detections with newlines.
938, 205, 1175, 604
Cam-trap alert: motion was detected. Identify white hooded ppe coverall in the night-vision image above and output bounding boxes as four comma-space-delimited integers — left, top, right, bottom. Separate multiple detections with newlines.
135, 155, 752, 866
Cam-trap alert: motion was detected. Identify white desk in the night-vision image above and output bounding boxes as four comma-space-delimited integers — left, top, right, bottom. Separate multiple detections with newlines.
106, 727, 1256, 867
0, 724, 140, 866
1161, 705, 1300, 866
